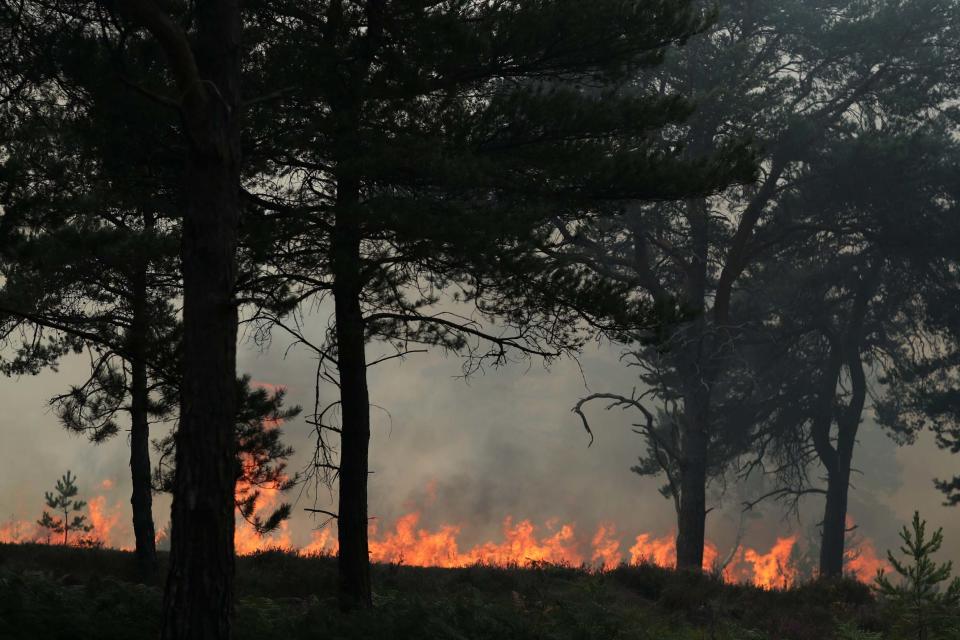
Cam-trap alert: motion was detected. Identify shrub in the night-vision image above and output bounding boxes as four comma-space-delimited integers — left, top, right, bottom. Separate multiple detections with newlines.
875, 511, 960, 640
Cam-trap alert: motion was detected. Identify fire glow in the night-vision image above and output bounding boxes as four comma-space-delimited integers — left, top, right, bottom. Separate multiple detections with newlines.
246, 508, 889, 590
1, 482, 889, 590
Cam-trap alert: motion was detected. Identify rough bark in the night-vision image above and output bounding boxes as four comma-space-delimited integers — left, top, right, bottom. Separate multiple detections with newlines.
129, 260, 158, 581
159, 1, 242, 638
332, 175, 373, 610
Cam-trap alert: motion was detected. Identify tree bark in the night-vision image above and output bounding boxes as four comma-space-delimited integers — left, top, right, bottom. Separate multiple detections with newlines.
332, 175, 373, 610
160, 1, 242, 638
129, 259, 158, 581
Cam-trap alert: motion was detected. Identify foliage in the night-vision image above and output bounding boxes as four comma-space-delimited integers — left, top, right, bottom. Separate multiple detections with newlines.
36, 471, 93, 547
874, 512, 960, 639
153, 376, 301, 536
564, 0, 960, 561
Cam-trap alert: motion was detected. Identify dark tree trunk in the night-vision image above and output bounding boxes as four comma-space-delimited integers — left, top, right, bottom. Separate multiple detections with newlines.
816, 267, 873, 579
810, 343, 845, 578
818, 348, 865, 578
129, 261, 158, 581
819, 459, 851, 577
676, 395, 709, 570
160, 1, 242, 638
675, 198, 711, 572
332, 176, 373, 610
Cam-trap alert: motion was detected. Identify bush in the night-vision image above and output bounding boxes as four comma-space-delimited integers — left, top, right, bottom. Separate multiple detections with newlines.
875, 511, 960, 640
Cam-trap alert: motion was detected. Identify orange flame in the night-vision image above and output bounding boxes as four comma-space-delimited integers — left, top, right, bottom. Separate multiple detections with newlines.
628, 533, 721, 573
87, 496, 131, 549
301, 528, 338, 557
2, 476, 890, 591
629, 532, 679, 568
233, 476, 295, 554
844, 517, 889, 581
231, 389, 294, 554
743, 537, 797, 589
0, 519, 44, 544
591, 522, 622, 570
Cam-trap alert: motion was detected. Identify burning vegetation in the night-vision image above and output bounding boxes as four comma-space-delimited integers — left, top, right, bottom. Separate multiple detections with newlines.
2, 474, 889, 591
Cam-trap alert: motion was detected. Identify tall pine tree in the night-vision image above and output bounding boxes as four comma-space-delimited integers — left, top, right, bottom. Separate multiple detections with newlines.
243, 0, 753, 608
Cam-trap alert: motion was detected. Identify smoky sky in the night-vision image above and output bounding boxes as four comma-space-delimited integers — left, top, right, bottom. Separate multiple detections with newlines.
0, 312, 957, 567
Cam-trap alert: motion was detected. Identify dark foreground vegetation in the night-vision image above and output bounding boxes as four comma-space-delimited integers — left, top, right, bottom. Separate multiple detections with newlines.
0, 542, 945, 640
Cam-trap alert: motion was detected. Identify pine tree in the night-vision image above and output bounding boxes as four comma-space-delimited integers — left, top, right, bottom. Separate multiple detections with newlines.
37, 471, 93, 546
245, 0, 753, 609
875, 512, 960, 640
152, 376, 301, 537
567, 0, 960, 572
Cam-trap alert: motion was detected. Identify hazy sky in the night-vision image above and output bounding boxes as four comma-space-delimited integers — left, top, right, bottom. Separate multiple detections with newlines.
1, 316, 957, 568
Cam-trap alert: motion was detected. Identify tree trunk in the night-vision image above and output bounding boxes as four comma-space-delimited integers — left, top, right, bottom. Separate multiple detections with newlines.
818, 350, 865, 578
816, 267, 873, 579
333, 176, 373, 610
676, 395, 709, 570
819, 459, 851, 577
675, 198, 711, 572
160, 1, 242, 638
129, 261, 158, 581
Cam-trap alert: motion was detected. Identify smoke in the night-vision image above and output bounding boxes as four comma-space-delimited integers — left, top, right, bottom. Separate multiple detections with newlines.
0, 330, 957, 571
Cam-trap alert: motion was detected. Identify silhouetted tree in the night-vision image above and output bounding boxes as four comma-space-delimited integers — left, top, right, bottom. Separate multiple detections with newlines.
152, 376, 301, 536
85, 1, 244, 636
876, 512, 960, 640
37, 471, 93, 546
569, 0, 960, 571
739, 127, 960, 577
0, 1, 186, 580
243, 0, 754, 608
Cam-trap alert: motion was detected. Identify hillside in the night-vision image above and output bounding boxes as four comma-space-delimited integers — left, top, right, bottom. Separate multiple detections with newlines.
0, 542, 897, 640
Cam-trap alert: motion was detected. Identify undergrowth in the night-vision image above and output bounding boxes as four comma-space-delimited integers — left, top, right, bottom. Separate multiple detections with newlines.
0, 543, 938, 639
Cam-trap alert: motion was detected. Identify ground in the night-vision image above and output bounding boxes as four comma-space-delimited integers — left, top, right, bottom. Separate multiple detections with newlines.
0, 543, 899, 639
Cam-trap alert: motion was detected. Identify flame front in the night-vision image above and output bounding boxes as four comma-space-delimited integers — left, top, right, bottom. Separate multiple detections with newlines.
1, 476, 890, 590
295, 513, 828, 591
